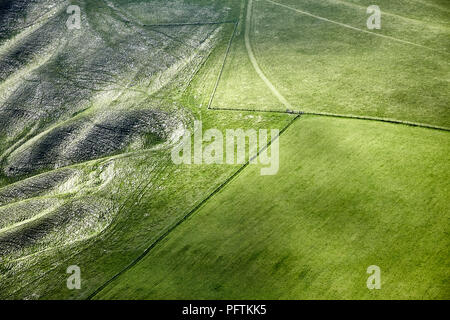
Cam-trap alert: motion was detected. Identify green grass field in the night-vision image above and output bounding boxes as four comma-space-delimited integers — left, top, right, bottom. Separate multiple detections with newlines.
213, 0, 450, 128
96, 116, 450, 299
0, 0, 448, 300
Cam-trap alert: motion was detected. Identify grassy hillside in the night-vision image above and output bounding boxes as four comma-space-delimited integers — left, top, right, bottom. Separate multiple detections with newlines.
0, 0, 448, 300
0, 2, 294, 298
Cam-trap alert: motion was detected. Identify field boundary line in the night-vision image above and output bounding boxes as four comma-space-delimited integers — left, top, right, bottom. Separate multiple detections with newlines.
264, 0, 448, 54
302, 111, 450, 131
209, 106, 289, 114
245, 0, 293, 109
86, 114, 301, 300
207, 21, 239, 110
143, 21, 237, 27
209, 107, 450, 131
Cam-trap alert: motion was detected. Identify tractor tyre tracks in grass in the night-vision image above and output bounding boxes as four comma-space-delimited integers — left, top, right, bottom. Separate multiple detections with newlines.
264, 0, 449, 54
245, 0, 293, 109
208, 0, 450, 132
